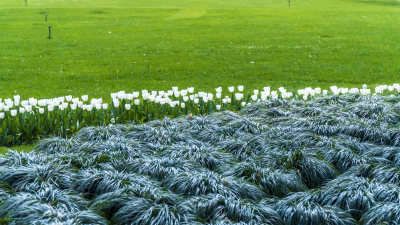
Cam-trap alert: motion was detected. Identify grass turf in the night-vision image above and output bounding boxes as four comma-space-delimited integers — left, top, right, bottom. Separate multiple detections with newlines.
1, 0, 400, 100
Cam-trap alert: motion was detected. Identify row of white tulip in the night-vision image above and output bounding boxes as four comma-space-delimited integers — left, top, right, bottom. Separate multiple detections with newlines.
1, 84, 400, 118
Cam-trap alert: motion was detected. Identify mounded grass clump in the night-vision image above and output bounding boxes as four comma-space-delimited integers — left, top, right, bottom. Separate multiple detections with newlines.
1, 94, 400, 224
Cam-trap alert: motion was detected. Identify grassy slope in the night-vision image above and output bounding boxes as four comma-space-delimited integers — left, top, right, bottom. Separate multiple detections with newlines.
0, 0, 399, 100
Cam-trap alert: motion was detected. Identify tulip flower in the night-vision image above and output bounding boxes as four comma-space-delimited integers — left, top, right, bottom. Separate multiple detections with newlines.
228, 86, 235, 93
215, 87, 222, 93
10, 109, 17, 117
238, 85, 244, 92
81, 95, 89, 101
134, 99, 140, 105
125, 104, 131, 110
39, 108, 45, 114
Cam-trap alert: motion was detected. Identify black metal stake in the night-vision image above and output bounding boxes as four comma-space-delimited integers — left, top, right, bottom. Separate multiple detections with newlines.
45, 14, 47, 22
48, 26, 52, 39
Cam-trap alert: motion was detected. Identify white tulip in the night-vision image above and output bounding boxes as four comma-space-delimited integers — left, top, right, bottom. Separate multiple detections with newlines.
388, 86, 394, 92
77, 101, 83, 108
39, 108, 45, 114
11, 109, 17, 117
134, 99, 140, 105
81, 95, 88, 101
25, 105, 32, 112
194, 98, 199, 104
216, 93, 222, 99
253, 90, 259, 96
251, 95, 258, 101
48, 104, 54, 112
235, 93, 243, 101
28, 98, 36, 106
174, 91, 180, 98
323, 90, 328, 95
180, 103, 185, 108
362, 84, 367, 89
187, 87, 194, 93
207, 93, 213, 100
228, 86, 235, 93
132, 92, 140, 98
14, 99, 20, 106
241, 102, 246, 107
222, 99, 227, 104
0, 112, 4, 119
95, 104, 101, 110
215, 87, 222, 93
113, 100, 120, 108
71, 104, 77, 110
20, 100, 28, 106
303, 95, 308, 101
102, 103, 108, 110
183, 96, 189, 102
125, 104, 131, 110
19, 107, 25, 113
65, 95, 73, 101
3, 106, 9, 112
38, 99, 46, 106
0, 104, 3, 111
238, 85, 244, 92
86, 105, 93, 111
13, 95, 20, 101
172, 87, 179, 92
167, 90, 173, 96
180, 90, 188, 96
126, 94, 134, 100
203, 96, 209, 103
226, 97, 232, 103
216, 105, 221, 110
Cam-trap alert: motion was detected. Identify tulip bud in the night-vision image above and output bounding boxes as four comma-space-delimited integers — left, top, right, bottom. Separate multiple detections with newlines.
238, 85, 244, 92
39, 108, 45, 114
0, 112, 4, 119
180, 103, 185, 108
125, 104, 131, 110
102, 103, 108, 110
228, 86, 235, 93
216, 105, 221, 110
81, 95, 88, 101
134, 99, 140, 105
11, 109, 17, 117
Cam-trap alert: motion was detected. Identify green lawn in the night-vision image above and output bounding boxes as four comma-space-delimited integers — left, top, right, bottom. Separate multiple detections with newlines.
1, 0, 400, 100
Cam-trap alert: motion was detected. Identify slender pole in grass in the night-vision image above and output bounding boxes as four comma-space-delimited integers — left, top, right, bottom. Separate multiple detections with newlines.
48, 26, 52, 39
288, 0, 291, 8
45, 14, 48, 22
24, 0, 27, 7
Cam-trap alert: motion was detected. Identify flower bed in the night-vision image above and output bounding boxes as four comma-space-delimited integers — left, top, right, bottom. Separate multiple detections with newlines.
1, 93, 400, 224
0, 84, 398, 146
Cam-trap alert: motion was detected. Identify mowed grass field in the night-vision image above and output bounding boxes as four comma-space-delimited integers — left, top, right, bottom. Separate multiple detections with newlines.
0, 0, 400, 100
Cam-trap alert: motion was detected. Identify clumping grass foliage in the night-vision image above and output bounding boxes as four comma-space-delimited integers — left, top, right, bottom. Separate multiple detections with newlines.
2, 93, 400, 224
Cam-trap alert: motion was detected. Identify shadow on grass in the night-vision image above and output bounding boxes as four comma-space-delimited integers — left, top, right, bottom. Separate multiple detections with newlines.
356, 0, 400, 6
